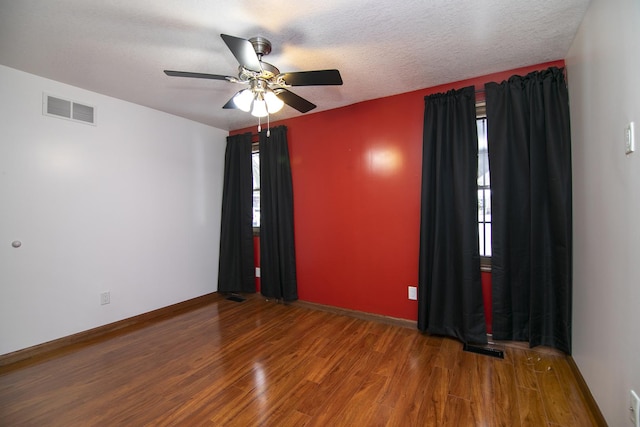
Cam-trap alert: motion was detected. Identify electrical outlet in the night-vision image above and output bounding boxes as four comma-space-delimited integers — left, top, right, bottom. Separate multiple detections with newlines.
631, 390, 640, 427
408, 286, 417, 300
100, 291, 110, 305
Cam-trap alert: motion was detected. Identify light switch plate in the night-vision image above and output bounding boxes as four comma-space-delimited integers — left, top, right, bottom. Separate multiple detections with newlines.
625, 122, 635, 155
408, 286, 417, 300
630, 390, 639, 427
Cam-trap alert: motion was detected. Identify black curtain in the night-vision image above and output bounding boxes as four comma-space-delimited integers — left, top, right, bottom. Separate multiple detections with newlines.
259, 126, 298, 301
485, 67, 572, 354
217, 132, 256, 293
418, 86, 487, 345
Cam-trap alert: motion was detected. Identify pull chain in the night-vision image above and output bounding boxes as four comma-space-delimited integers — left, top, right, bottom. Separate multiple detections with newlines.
266, 112, 271, 137
257, 115, 271, 137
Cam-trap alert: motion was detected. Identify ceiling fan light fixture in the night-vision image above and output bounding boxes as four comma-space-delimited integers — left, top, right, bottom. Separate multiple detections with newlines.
265, 90, 284, 113
251, 94, 268, 117
165, 34, 342, 122
233, 89, 253, 112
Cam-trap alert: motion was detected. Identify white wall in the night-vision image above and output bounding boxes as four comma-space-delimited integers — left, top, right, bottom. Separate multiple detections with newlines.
0, 65, 227, 355
566, 0, 640, 425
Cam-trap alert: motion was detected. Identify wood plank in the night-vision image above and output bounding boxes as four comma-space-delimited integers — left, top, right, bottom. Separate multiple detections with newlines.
448, 350, 479, 400
433, 336, 461, 370
329, 372, 388, 426
412, 365, 450, 425
518, 385, 549, 427
441, 395, 478, 426
536, 357, 579, 426
382, 348, 436, 426
469, 350, 493, 423
482, 358, 522, 426
508, 346, 540, 390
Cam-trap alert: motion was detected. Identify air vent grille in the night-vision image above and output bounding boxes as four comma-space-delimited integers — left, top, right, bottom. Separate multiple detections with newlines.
72, 102, 94, 123
43, 93, 96, 125
46, 96, 72, 118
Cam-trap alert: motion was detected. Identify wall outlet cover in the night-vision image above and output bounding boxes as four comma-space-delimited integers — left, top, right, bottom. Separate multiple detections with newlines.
100, 291, 110, 305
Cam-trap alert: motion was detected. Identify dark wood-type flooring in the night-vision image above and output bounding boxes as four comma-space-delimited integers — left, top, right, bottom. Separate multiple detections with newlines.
0, 294, 603, 426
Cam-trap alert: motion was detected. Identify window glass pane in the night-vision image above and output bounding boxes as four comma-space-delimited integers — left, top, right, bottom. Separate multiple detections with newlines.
477, 118, 489, 187
252, 150, 260, 228
253, 190, 260, 228
252, 152, 260, 190
477, 117, 488, 151
478, 223, 485, 257
478, 188, 492, 221
477, 117, 491, 257
484, 223, 492, 257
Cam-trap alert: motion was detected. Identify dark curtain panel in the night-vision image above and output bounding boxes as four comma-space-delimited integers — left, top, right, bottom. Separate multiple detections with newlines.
259, 126, 298, 301
418, 86, 487, 345
217, 132, 256, 293
485, 67, 572, 354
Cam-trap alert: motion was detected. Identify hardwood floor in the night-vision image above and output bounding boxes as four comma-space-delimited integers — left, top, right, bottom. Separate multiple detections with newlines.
0, 294, 603, 426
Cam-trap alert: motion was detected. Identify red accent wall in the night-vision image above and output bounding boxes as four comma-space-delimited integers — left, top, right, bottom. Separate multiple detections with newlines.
232, 60, 563, 324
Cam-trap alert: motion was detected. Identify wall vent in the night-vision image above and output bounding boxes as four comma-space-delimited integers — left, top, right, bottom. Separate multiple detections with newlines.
43, 93, 96, 125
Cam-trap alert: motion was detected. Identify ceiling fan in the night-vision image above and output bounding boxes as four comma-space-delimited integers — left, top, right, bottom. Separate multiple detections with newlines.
164, 34, 343, 118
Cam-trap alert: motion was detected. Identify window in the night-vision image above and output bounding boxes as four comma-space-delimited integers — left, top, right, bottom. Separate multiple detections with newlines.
252, 145, 260, 230
477, 102, 491, 268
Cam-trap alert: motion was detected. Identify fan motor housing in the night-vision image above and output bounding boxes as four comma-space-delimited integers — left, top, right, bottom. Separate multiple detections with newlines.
249, 37, 272, 58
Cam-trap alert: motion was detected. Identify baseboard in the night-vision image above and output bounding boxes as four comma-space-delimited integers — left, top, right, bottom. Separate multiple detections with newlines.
567, 356, 608, 426
0, 292, 220, 370
291, 299, 417, 329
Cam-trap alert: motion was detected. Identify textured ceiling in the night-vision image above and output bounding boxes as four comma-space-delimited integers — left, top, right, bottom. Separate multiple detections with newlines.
0, 0, 590, 131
